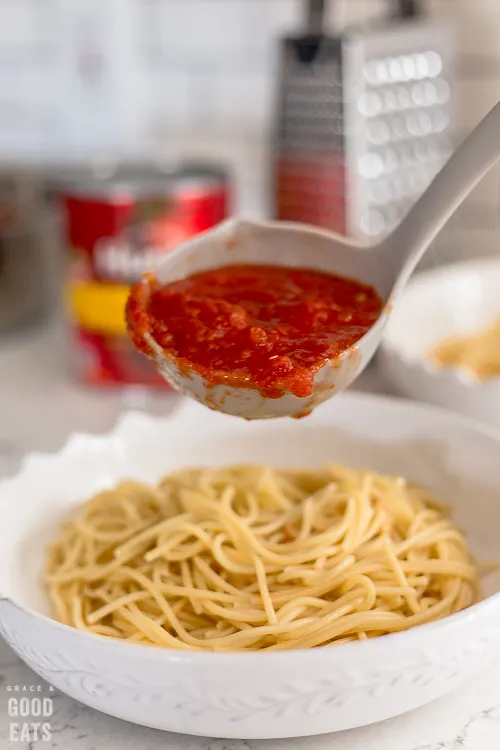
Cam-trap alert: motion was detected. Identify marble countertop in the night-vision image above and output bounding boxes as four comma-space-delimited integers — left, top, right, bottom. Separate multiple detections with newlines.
0, 321, 499, 750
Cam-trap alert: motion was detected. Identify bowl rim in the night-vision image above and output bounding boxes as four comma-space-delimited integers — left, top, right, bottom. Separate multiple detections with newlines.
2, 391, 500, 664
382, 256, 500, 391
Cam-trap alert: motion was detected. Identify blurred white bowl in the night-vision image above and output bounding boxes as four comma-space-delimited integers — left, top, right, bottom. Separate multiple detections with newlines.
0, 394, 499, 739
380, 258, 500, 427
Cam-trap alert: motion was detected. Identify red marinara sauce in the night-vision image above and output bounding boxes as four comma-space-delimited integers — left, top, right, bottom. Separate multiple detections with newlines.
126, 264, 383, 399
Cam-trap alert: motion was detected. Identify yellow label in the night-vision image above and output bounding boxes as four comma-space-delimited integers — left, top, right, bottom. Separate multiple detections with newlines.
68, 282, 130, 335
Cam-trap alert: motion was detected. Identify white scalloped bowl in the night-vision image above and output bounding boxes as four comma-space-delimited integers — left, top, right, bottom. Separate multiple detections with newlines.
380, 258, 500, 427
0, 394, 500, 739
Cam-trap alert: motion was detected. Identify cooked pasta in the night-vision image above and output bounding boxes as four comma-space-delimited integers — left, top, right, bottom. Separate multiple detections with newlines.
430, 318, 500, 380
44, 464, 479, 651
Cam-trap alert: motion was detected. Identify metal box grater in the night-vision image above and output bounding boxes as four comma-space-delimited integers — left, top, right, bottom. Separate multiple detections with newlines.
273, 19, 454, 241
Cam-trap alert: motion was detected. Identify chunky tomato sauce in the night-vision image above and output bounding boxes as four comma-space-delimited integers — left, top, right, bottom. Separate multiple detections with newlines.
126, 264, 383, 399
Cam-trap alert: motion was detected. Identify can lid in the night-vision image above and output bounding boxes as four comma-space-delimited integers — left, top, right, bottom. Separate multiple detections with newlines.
55, 163, 229, 201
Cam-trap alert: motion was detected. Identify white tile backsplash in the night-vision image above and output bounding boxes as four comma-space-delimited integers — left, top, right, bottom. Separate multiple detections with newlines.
0, 0, 492, 153
458, 78, 500, 128
0, 0, 36, 47
328, 0, 388, 29
464, 162, 500, 208
213, 69, 275, 135
451, 226, 500, 260
148, 70, 192, 132
0, 0, 499, 259
433, 0, 500, 57
148, 1, 242, 61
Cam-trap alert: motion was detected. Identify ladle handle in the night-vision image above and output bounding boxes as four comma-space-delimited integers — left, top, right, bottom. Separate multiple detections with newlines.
382, 100, 500, 298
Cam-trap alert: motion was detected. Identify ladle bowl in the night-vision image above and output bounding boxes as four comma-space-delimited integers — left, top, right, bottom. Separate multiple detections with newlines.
143, 218, 391, 418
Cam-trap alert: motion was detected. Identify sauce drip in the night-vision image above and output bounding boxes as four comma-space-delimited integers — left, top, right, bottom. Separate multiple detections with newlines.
127, 264, 383, 399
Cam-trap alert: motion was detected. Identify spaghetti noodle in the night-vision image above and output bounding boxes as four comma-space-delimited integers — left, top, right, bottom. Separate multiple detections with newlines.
430, 318, 500, 381
44, 464, 479, 651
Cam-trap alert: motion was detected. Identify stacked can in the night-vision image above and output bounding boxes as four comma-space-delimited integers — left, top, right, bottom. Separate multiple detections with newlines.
59, 165, 230, 387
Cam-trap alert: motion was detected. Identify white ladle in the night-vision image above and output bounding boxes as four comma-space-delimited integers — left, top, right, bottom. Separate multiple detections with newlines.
136, 101, 500, 419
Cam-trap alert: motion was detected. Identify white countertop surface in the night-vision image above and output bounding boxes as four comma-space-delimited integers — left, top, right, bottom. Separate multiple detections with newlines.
0, 321, 499, 750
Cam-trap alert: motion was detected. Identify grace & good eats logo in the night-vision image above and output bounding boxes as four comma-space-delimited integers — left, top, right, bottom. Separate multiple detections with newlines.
6, 683, 55, 743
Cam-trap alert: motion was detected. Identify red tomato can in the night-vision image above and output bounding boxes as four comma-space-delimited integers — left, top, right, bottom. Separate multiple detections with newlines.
59, 164, 230, 387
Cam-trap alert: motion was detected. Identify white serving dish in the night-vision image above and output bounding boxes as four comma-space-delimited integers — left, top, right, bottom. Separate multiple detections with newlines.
0, 393, 499, 739
380, 258, 500, 427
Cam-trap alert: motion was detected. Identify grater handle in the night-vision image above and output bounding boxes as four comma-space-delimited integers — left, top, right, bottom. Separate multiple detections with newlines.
305, 0, 326, 34
393, 0, 420, 18
381, 100, 500, 299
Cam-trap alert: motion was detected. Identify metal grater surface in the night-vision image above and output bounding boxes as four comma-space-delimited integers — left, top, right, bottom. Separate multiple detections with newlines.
343, 20, 454, 240
273, 19, 454, 241
274, 36, 347, 233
